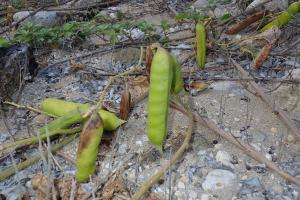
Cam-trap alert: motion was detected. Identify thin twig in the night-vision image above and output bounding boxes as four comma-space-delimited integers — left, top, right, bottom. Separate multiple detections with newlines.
3, 101, 58, 118
0, 128, 81, 151
231, 58, 300, 142
0, 135, 77, 181
169, 100, 300, 187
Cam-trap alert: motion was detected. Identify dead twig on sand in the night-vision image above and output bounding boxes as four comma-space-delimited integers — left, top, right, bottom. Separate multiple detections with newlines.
231, 58, 300, 142
169, 100, 300, 187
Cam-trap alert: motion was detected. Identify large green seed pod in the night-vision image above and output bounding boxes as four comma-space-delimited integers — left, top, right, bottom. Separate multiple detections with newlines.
170, 55, 184, 94
147, 47, 173, 153
40, 98, 125, 131
76, 111, 103, 182
287, 2, 300, 15
195, 22, 206, 69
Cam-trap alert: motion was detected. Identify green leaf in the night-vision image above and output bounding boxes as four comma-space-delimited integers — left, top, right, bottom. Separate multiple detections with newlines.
220, 13, 231, 20
0, 37, 10, 48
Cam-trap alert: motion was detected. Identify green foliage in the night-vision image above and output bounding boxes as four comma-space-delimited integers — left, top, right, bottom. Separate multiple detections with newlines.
0, 37, 11, 48
176, 9, 207, 22
9, 19, 171, 47
220, 13, 232, 20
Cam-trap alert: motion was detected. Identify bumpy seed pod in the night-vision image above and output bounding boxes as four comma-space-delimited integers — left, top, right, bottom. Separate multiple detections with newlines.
40, 98, 125, 131
261, 2, 300, 32
287, 2, 300, 15
147, 47, 173, 153
195, 22, 206, 69
260, 11, 291, 32
76, 111, 103, 182
170, 55, 184, 94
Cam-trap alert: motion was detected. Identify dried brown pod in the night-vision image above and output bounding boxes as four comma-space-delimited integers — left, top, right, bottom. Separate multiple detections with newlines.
253, 43, 272, 69
225, 11, 266, 34
119, 88, 131, 120
145, 45, 153, 80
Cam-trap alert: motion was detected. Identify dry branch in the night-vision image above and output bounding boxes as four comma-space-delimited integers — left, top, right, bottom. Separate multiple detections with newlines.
0, 135, 77, 181
231, 58, 300, 142
169, 100, 300, 187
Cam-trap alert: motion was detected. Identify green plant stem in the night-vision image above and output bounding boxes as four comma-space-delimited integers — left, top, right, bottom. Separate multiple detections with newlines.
0, 128, 81, 151
132, 93, 194, 200
3, 101, 58, 118
0, 135, 77, 181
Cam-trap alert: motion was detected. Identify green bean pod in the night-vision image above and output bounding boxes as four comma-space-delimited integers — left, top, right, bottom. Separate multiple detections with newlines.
40, 98, 125, 131
260, 11, 291, 32
260, 2, 300, 32
76, 111, 103, 182
287, 2, 300, 15
196, 22, 206, 69
170, 55, 184, 94
147, 47, 173, 153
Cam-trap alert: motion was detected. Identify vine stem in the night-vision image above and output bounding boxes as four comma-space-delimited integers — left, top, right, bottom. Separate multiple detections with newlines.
3, 101, 58, 118
0, 128, 81, 151
132, 93, 194, 200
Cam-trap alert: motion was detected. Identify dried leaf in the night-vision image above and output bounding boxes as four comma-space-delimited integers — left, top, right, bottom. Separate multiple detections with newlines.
145, 45, 153, 80
31, 173, 86, 199
128, 76, 149, 105
102, 100, 118, 113
70, 60, 84, 72
119, 88, 131, 120
188, 81, 208, 92
253, 43, 273, 69
226, 11, 266, 34
101, 175, 125, 200
147, 193, 163, 200
31, 173, 58, 199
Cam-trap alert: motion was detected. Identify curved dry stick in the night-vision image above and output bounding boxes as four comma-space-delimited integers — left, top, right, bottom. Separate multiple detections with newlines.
132, 95, 194, 200
231, 58, 300, 142
170, 100, 300, 187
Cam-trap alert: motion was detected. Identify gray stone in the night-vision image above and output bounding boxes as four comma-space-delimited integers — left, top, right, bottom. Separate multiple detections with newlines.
202, 169, 239, 199
216, 151, 234, 168
192, 0, 209, 9
239, 177, 263, 195
14, 11, 59, 26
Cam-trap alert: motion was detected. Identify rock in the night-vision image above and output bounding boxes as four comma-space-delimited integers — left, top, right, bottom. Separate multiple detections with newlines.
239, 177, 263, 195
13, 11, 60, 26
265, 0, 288, 11
192, 0, 209, 9
246, 0, 288, 12
0, 44, 38, 101
216, 151, 234, 168
2, 185, 27, 200
202, 169, 239, 199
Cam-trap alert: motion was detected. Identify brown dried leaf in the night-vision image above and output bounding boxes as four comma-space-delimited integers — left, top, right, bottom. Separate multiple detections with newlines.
102, 100, 118, 113
147, 193, 163, 200
128, 76, 149, 105
32, 173, 86, 199
145, 46, 153, 80
188, 81, 208, 92
253, 43, 273, 69
101, 175, 125, 200
31, 173, 58, 199
226, 11, 266, 35
119, 88, 131, 120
